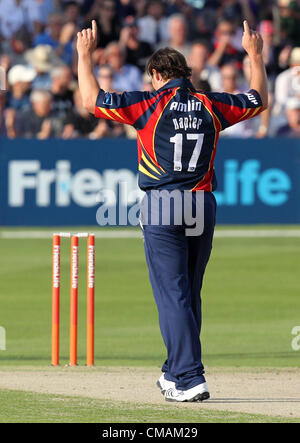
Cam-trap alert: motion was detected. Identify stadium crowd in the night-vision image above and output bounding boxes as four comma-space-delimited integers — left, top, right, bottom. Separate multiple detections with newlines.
0, 0, 299, 139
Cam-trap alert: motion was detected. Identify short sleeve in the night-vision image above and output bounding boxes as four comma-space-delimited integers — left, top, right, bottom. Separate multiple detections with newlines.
206, 89, 263, 130
94, 89, 155, 128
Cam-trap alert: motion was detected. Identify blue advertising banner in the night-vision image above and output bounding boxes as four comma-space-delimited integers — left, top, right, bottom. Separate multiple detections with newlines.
214, 138, 300, 224
0, 137, 299, 226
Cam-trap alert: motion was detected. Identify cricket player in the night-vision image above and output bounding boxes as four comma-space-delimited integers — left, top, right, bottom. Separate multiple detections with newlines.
77, 20, 268, 402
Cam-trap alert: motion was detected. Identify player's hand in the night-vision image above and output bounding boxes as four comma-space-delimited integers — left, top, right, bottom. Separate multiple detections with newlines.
77, 20, 98, 57
242, 20, 263, 57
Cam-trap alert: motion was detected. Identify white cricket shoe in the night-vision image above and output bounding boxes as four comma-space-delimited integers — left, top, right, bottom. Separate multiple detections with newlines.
156, 373, 176, 394
164, 382, 210, 402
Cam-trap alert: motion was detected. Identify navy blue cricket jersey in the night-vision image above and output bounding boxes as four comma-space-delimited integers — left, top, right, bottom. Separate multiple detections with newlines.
95, 78, 263, 192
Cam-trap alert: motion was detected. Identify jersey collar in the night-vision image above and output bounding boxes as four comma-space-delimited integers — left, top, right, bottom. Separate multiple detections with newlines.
156, 78, 194, 92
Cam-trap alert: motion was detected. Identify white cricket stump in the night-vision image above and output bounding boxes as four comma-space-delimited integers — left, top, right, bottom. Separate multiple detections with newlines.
0, 326, 6, 351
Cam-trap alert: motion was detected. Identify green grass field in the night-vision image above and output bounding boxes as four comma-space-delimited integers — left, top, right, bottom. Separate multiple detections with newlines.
0, 389, 297, 423
0, 226, 300, 422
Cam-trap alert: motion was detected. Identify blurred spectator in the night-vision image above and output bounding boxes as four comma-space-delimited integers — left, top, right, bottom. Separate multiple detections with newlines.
278, 0, 300, 46
63, 1, 83, 26
109, 119, 126, 137
132, 0, 147, 19
119, 19, 152, 72
242, 54, 273, 138
25, 45, 64, 90
7, 64, 36, 111
276, 97, 300, 137
120, 69, 152, 138
88, 0, 121, 48
208, 19, 243, 68
117, 0, 136, 19
274, 47, 300, 111
168, 1, 200, 42
3, 107, 18, 138
166, 0, 191, 15
74, 0, 94, 17
95, 63, 127, 137
103, 41, 142, 92
277, 44, 293, 71
0, 55, 12, 91
50, 66, 74, 118
216, 0, 256, 28
193, 79, 212, 92
258, 20, 279, 86
141, 72, 154, 93
0, 0, 41, 39
62, 87, 108, 138
137, 0, 169, 46
17, 89, 63, 138
0, 92, 8, 136
193, 10, 215, 42
0, 0, 299, 140
216, 0, 242, 22
158, 14, 191, 58
220, 63, 257, 137
219, 62, 241, 94
1, 26, 32, 67
33, 13, 75, 65
188, 41, 221, 91
34, 0, 55, 33
96, 64, 114, 91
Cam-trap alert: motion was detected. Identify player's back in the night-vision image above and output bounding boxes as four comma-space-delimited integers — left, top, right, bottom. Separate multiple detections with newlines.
95, 78, 263, 192
136, 78, 262, 192
137, 81, 221, 192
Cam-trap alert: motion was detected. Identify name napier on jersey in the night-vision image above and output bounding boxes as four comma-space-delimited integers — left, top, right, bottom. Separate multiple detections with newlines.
170, 100, 203, 131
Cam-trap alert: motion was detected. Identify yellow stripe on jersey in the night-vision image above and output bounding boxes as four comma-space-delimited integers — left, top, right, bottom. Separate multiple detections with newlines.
138, 164, 160, 180
141, 152, 162, 176
138, 133, 166, 173
110, 109, 125, 121
237, 108, 251, 122
251, 107, 262, 117
97, 107, 114, 119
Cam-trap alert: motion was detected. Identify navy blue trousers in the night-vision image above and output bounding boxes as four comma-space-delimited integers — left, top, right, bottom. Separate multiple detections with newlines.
142, 191, 216, 391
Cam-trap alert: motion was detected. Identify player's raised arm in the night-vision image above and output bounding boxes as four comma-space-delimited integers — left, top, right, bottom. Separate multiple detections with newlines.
242, 20, 268, 110
77, 20, 100, 114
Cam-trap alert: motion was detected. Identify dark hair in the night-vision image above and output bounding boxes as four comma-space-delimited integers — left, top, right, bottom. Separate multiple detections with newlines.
146, 47, 192, 80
